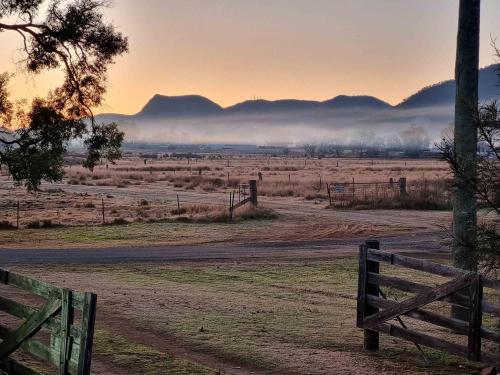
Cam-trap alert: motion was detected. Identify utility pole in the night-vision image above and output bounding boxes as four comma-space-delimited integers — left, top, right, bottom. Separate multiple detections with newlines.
452, 0, 480, 272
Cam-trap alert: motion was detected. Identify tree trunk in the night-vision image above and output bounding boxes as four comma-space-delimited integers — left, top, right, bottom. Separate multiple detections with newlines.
453, 0, 480, 272
452, 0, 480, 320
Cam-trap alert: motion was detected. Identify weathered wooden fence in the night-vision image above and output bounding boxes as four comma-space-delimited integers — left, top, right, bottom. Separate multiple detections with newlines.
229, 180, 258, 219
357, 240, 499, 365
327, 178, 407, 206
0, 269, 96, 374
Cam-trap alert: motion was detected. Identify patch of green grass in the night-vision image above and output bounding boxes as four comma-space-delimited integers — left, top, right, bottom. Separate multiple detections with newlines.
93, 329, 220, 374
112, 260, 359, 288
0, 220, 270, 248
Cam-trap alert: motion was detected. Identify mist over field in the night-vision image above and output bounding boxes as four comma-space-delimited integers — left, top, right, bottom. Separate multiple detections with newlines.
117, 105, 453, 146
95, 64, 498, 147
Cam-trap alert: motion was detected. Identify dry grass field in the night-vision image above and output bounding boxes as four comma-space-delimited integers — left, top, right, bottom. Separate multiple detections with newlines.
0, 156, 452, 248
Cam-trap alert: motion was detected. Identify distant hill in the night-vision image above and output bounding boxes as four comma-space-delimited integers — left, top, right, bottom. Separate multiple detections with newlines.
135, 94, 223, 118
225, 95, 391, 114
397, 64, 499, 108
323, 95, 391, 109
225, 99, 321, 113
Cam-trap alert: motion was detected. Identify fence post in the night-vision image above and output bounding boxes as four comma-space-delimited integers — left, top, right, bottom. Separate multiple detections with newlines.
352, 178, 355, 203
399, 177, 407, 196
249, 180, 258, 207
16, 201, 19, 229
101, 198, 105, 225
78, 292, 97, 375
176, 195, 181, 216
357, 239, 380, 351
467, 274, 482, 362
327, 183, 332, 206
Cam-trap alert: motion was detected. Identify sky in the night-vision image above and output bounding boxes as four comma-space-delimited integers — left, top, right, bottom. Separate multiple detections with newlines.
1, 0, 499, 115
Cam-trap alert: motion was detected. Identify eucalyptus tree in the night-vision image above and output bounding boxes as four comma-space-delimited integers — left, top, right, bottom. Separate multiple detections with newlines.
0, 0, 128, 190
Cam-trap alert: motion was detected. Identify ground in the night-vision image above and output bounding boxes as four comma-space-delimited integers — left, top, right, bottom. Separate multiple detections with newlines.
0, 156, 496, 374
6, 256, 494, 375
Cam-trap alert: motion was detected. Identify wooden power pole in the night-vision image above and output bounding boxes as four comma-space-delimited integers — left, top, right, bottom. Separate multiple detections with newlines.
453, 0, 480, 272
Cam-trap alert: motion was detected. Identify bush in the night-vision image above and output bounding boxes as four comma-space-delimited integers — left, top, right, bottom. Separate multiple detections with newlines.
110, 217, 128, 226
41, 220, 59, 228
26, 220, 41, 229
170, 207, 187, 215
25, 219, 61, 229
83, 202, 95, 208
0, 221, 15, 230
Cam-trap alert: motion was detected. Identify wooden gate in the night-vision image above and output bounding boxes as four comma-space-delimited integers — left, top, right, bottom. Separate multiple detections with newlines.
0, 269, 96, 374
357, 240, 499, 365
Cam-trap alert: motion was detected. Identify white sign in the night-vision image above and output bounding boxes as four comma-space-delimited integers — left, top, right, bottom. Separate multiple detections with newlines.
334, 185, 345, 193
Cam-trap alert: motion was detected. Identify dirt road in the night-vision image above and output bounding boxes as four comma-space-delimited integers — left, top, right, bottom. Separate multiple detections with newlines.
0, 231, 447, 265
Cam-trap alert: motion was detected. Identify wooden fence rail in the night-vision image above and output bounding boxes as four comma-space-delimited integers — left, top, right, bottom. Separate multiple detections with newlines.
229, 180, 258, 218
0, 269, 96, 375
357, 240, 499, 365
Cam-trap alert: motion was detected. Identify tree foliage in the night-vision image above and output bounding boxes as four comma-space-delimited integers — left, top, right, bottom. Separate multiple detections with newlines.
439, 52, 500, 277
0, 0, 128, 190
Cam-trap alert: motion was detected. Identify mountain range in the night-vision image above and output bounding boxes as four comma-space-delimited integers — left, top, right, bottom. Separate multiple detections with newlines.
98, 64, 499, 122
96, 64, 499, 145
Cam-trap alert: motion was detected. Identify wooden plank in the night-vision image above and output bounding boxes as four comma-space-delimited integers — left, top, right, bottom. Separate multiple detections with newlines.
231, 197, 251, 210
0, 297, 61, 360
0, 357, 41, 375
368, 273, 429, 293
249, 180, 258, 206
483, 301, 500, 317
364, 240, 380, 351
376, 323, 469, 358
467, 275, 482, 362
366, 295, 469, 333
356, 244, 368, 328
366, 249, 499, 290
357, 241, 380, 350
0, 325, 78, 374
0, 295, 82, 341
77, 293, 97, 375
0, 270, 84, 310
59, 289, 72, 374
366, 295, 500, 344
368, 273, 471, 308
361, 274, 473, 330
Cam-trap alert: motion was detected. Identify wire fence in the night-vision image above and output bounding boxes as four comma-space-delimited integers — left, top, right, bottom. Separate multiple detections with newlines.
0, 183, 255, 229
326, 177, 452, 208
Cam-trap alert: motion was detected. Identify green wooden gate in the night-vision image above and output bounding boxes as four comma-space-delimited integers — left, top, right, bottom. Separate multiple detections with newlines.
0, 269, 96, 375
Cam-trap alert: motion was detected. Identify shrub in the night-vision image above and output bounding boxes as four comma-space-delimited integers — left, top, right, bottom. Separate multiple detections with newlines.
0, 221, 15, 230
26, 220, 41, 229
41, 220, 60, 228
83, 202, 96, 208
110, 217, 128, 225
170, 207, 187, 215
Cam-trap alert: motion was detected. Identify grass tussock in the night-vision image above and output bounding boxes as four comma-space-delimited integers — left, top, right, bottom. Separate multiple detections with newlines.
114, 165, 212, 173
25, 219, 62, 229
0, 220, 15, 230
198, 204, 277, 223
259, 180, 327, 199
